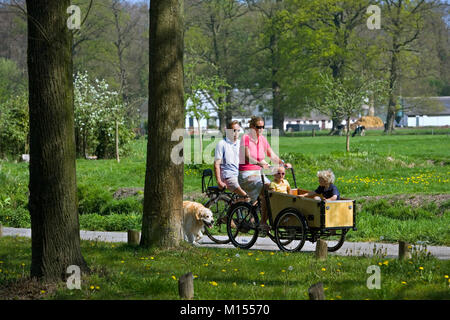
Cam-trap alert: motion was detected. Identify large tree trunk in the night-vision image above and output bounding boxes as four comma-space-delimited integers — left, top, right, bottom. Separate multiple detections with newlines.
272, 80, 284, 135
27, 0, 88, 281
141, 0, 185, 248
270, 0, 284, 135
385, 50, 399, 134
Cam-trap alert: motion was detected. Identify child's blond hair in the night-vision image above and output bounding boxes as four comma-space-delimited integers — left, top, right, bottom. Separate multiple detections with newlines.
317, 169, 335, 184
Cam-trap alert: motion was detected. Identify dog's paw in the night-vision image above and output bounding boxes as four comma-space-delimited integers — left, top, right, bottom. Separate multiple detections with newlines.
191, 241, 201, 247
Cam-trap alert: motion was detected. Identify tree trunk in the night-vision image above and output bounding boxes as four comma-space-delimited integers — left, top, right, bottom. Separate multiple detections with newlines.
141, 0, 185, 248
225, 90, 232, 127
272, 80, 284, 135
270, 1, 284, 136
385, 46, 399, 134
115, 120, 120, 162
196, 116, 203, 164
346, 117, 350, 152
26, 0, 88, 281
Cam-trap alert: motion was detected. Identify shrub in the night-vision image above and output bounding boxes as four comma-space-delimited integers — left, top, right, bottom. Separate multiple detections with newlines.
79, 213, 142, 231
0, 94, 29, 159
0, 207, 30, 228
77, 184, 114, 215
77, 184, 143, 215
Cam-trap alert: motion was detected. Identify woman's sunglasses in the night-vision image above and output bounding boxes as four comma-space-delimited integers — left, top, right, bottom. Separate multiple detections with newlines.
255, 125, 264, 129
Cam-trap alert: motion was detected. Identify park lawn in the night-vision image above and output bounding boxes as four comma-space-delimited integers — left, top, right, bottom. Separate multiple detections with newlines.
71, 134, 450, 196
0, 133, 449, 244
1, 133, 449, 196
0, 236, 449, 300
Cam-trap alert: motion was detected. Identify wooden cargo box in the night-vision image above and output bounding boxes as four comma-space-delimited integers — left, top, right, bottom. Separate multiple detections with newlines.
268, 189, 354, 229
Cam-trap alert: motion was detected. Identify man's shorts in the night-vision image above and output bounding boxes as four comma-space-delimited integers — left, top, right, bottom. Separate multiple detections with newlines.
222, 176, 240, 192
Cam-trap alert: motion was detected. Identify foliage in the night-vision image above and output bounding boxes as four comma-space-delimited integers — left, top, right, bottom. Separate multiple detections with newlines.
74, 71, 134, 159
184, 63, 230, 121
77, 183, 142, 216
78, 213, 142, 231
307, 73, 388, 122
304, 73, 388, 150
0, 58, 26, 105
0, 93, 29, 159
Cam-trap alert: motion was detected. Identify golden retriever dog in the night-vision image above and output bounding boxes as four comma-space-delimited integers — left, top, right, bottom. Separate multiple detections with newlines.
183, 201, 214, 245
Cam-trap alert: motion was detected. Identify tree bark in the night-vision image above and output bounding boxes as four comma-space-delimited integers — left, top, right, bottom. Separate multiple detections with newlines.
141, 0, 185, 248
26, 0, 88, 281
346, 116, 350, 152
270, 0, 284, 135
385, 49, 399, 134
115, 120, 120, 162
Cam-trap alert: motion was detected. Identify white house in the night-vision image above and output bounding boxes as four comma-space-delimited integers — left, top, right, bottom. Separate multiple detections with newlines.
185, 90, 220, 133
404, 97, 450, 127
283, 112, 359, 131
186, 88, 272, 132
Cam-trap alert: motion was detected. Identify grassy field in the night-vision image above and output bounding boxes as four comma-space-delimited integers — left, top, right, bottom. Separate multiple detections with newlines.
0, 130, 449, 301
1, 237, 449, 300
0, 130, 449, 244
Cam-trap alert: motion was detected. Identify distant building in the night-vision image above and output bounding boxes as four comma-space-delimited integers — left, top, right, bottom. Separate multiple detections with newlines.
283, 112, 359, 132
402, 96, 450, 127
185, 90, 219, 134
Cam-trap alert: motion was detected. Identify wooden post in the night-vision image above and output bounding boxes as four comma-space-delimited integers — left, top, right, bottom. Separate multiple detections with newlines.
398, 241, 412, 260
312, 128, 315, 137
315, 239, 327, 260
127, 229, 140, 245
0, 223, 3, 238
178, 272, 194, 300
308, 282, 325, 300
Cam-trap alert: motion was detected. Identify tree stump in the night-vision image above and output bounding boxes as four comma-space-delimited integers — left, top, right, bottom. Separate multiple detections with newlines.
308, 282, 325, 300
315, 239, 328, 260
398, 241, 412, 260
127, 230, 140, 245
178, 272, 194, 300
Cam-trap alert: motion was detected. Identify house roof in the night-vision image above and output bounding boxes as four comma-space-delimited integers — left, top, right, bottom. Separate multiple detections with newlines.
285, 111, 358, 122
404, 97, 450, 116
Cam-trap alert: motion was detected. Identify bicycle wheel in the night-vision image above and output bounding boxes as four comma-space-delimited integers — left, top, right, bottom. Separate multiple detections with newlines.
204, 194, 232, 244
226, 202, 259, 249
326, 229, 347, 252
274, 209, 307, 252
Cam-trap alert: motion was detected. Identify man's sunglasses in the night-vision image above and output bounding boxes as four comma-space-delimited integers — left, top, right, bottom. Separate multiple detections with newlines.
255, 125, 264, 129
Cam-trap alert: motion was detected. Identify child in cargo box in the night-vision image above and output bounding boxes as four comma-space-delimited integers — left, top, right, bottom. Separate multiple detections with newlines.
299, 169, 340, 201
269, 166, 291, 194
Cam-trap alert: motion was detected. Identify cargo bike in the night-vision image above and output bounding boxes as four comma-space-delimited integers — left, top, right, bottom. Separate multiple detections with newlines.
225, 167, 357, 252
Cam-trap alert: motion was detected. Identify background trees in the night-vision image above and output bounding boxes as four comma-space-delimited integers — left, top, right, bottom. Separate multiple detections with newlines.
1, 0, 448, 142
74, 71, 133, 160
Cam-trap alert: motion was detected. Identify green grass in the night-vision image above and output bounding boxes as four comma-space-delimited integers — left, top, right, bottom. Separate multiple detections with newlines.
0, 237, 449, 300
0, 131, 449, 244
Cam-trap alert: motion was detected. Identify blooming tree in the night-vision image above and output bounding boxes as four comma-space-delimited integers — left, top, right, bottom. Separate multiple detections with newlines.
74, 71, 130, 160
